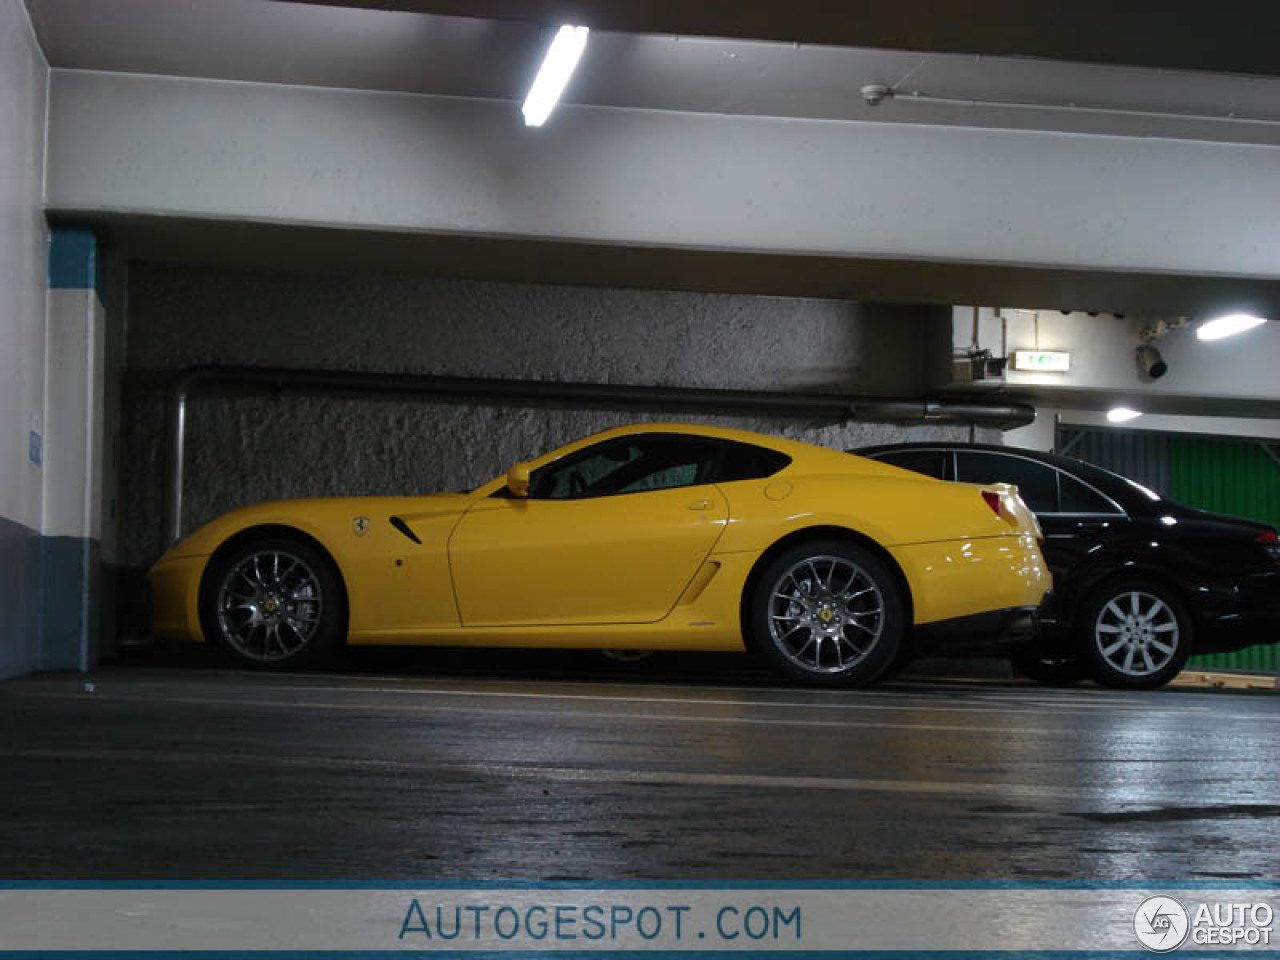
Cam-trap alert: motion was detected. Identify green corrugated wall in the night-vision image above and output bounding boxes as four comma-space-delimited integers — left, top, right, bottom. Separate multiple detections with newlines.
1169, 437, 1280, 672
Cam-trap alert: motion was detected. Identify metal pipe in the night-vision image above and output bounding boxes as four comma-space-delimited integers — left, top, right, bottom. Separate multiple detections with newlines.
163, 365, 1036, 546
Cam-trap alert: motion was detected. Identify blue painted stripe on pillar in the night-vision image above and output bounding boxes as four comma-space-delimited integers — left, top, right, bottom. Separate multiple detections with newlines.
0, 515, 42, 679
48, 228, 103, 300
38, 536, 99, 671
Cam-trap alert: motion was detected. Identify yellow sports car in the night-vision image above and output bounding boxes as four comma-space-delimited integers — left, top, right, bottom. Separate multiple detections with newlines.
149, 423, 1049, 685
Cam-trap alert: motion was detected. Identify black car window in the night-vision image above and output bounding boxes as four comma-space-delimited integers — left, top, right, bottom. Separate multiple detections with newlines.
1058, 473, 1123, 515
714, 441, 791, 483
530, 435, 720, 500
871, 449, 948, 480
955, 451, 1058, 514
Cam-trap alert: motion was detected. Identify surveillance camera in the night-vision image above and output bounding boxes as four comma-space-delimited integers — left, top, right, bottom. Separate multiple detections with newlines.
861, 84, 893, 107
1136, 344, 1168, 381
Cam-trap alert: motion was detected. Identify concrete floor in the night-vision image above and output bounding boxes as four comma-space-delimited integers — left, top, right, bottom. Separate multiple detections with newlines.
1, 650, 1278, 880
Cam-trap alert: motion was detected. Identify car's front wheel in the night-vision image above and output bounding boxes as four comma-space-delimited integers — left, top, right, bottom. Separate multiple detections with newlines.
201, 535, 346, 669
1078, 579, 1191, 689
749, 539, 904, 686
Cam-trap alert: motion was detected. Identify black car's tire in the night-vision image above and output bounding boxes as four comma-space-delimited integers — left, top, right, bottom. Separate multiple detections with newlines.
748, 539, 904, 687
1078, 578, 1192, 690
200, 535, 346, 669
1010, 653, 1089, 686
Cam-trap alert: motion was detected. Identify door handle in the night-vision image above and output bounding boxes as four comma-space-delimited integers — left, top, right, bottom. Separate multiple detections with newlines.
687, 498, 711, 511
1075, 520, 1110, 533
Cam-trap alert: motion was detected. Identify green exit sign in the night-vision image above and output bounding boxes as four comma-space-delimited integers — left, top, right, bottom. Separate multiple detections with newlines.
1013, 350, 1071, 373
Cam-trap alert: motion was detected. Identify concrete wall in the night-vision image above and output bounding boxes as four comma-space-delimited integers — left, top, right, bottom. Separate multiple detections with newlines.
119, 263, 996, 576
0, 0, 49, 678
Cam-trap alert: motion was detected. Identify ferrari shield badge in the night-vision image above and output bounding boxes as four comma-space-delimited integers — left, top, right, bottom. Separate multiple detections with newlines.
352, 516, 370, 537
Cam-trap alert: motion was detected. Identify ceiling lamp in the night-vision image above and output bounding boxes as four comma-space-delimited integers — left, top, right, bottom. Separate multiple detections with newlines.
522, 25, 590, 128
1195, 313, 1268, 341
1106, 407, 1143, 424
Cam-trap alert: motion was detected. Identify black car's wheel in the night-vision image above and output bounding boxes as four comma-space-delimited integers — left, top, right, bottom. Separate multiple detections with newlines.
1010, 653, 1089, 686
1078, 578, 1192, 689
201, 535, 346, 669
749, 539, 904, 686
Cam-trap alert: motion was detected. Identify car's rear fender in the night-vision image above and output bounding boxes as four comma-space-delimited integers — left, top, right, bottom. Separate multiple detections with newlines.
1053, 553, 1233, 651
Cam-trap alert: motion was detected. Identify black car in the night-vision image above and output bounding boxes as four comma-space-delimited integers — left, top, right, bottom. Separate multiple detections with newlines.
854, 442, 1280, 688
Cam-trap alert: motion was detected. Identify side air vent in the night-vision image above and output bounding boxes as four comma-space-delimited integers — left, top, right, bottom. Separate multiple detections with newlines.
389, 516, 421, 544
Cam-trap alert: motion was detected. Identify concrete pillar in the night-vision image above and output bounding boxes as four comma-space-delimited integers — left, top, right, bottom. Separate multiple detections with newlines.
40, 227, 106, 671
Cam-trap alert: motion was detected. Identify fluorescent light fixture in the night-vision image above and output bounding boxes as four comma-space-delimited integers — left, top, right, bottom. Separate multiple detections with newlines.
1195, 313, 1267, 341
522, 25, 589, 127
1106, 407, 1143, 423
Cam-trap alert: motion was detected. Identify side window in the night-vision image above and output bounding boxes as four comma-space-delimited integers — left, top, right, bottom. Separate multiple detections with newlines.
713, 441, 791, 483
955, 451, 1058, 514
529, 435, 719, 500
1059, 474, 1122, 515
872, 449, 948, 480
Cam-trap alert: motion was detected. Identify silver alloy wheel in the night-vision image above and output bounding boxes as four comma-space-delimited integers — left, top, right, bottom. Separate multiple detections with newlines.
767, 555, 884, 674
216, 549, 323, 662
1093, 590, 1180, 677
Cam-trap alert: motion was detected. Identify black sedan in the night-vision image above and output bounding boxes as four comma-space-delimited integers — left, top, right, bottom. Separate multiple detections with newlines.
855, 442, 1280, 688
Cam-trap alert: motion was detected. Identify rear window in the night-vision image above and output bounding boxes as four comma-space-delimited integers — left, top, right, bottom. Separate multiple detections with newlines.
714, 441, 791, 483
871, 449, 948, 480
955, 451, 1058, 514
1059, 474, 1122, 514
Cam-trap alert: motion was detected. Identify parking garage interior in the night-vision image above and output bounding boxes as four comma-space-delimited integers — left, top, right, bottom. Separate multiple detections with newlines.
2, 0, 1280, 894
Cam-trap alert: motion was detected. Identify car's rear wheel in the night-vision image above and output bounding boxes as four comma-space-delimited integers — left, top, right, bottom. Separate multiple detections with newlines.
1078, 578, 1191, 689
1010, 653, 1089, 686
201, 535, 345, 669
749, 539, 903, 686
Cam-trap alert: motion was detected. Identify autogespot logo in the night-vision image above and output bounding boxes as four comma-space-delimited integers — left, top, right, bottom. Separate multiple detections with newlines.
1134, 896, 1191, 952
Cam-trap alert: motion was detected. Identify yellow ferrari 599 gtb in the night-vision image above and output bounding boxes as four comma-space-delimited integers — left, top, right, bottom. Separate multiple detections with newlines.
149, 423, 1049, 685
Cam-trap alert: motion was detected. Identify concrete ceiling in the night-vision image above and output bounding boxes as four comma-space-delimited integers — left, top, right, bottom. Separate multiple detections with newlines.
280, 0, 1280, 79
27, 0, 1280, 325
25, 0, 1280, 146
71, 212, 1280, 321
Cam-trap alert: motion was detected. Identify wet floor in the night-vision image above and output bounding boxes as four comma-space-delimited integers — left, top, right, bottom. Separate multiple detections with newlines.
1, 651, 1277, 880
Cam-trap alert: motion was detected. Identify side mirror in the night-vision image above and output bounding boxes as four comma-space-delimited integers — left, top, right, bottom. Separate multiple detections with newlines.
506, 462, 532, 498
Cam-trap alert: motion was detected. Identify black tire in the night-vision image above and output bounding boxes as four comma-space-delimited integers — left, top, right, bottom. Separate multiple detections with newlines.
877, 636, 916, 683
1077, 578, 1192, 690
200, 535, 346, 670
747, 538, 904, 687
1010, 653, 1089, 686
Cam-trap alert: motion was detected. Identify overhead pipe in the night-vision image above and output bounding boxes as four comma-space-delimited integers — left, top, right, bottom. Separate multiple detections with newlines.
163, 365, 1035, 546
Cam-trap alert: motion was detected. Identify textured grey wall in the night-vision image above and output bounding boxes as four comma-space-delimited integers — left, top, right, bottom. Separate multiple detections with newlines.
120, 264, 995, 568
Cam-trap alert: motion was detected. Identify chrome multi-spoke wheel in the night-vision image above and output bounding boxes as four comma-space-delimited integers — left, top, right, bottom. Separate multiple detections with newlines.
1094, 591, 1178, 677
1081, 579, 1190, 689
768, 555, 884, 673
217, 550, 322, 662
202, 536, 344, 668
750, 540, 903, 686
